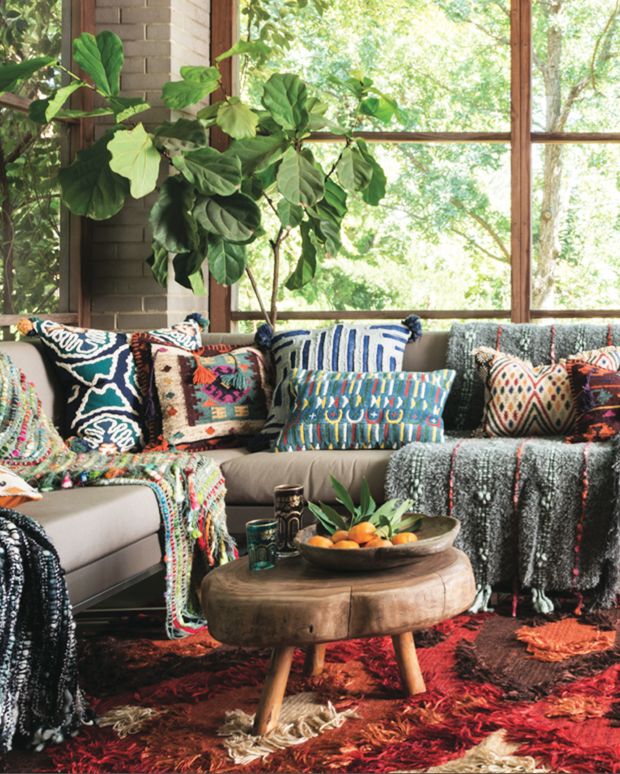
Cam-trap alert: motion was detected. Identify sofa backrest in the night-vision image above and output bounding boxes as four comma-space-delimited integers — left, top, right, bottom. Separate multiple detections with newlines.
0, 331, 450, 430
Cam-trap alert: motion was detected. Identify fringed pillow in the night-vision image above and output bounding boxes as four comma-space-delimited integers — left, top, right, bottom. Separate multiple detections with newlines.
152, 345, 272, 449
18, 314, 207, 453
255, 316, 423, 439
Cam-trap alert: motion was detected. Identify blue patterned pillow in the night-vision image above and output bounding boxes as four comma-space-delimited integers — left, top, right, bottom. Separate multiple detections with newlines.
256, 317, 422, 438
274, 368, 455, 452
18, 315, 207, 453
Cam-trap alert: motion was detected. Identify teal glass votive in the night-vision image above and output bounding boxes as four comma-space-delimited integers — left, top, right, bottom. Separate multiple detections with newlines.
246, 518, 278, 571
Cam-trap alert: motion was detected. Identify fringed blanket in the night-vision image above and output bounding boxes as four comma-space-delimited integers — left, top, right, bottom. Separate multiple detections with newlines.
0, 353, 234, 639
0, 509, 93, 752
386, 434, 620, 614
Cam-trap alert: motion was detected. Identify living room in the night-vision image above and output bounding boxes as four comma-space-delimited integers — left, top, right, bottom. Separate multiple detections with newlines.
0, 1, 618, 772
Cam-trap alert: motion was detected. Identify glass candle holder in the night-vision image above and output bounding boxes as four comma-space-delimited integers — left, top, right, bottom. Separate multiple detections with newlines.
245, 518, 278, 571
274, 484, 305, 557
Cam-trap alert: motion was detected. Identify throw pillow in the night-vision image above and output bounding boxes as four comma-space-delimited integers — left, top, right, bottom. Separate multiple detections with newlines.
152, 344, 272, 448
274, 368, 455, 452
256, 316, 423, 437
0, 465, 42, 507
474, 345, 620, 438
17, 314, 207, 453
566, 361, 620, 442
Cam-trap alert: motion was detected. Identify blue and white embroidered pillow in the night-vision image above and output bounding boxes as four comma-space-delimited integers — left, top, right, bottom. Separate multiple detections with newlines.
255, 317, 423, 437
18, 314, 207, 453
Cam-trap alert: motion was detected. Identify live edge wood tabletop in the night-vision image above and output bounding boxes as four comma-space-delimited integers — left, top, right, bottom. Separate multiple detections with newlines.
201, 548, 475, 735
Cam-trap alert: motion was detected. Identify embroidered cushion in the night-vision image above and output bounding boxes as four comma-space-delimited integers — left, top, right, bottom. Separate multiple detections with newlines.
152, 345, 272, 448
257, 317, 422, 438
18, 315, 206, 453
274, 368, 455, 452
566, 361, 620, 442
131, 334, 230, 450
0, 465, 42, 507
473, 346, 620, 437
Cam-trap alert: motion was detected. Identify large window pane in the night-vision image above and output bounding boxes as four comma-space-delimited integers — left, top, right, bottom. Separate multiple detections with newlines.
235, 143, 510, 317
0, 0, 65, 318
532, 1, 620, 132
532, 144, 620, 309
240, 0, 509, 131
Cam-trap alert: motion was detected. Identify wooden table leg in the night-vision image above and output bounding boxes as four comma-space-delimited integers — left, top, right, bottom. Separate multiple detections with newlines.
303, 644, 326, 676
391, 632, 426, 695
253, 646, 295, 735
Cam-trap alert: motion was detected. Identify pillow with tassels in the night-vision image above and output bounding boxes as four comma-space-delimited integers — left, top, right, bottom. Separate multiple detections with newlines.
152, 344, 272, 448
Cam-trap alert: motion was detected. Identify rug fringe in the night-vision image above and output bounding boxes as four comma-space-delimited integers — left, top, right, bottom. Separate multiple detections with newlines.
218, 692, 357, 765
98, 705, 160, 738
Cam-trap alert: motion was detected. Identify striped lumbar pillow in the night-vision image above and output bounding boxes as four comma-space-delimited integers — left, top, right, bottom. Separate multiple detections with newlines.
274, 368, 455, 452
256, 318, 423, 438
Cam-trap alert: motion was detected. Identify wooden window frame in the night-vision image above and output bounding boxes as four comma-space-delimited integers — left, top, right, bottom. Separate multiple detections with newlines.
0, 0, 94, 328
210, 0, 620, 331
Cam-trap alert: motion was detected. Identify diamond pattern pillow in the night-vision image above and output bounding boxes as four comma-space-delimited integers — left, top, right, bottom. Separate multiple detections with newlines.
473, 346, 620, 437
18, 315, 206, 453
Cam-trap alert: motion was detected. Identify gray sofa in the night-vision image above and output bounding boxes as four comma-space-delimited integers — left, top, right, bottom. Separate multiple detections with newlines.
0, 331, 448, 610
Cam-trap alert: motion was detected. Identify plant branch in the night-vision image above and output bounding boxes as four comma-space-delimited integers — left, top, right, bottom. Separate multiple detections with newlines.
269, 225, 286, 329
245, 264, 272, 327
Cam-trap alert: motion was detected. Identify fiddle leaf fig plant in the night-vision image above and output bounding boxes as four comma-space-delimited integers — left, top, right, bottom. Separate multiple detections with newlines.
0, 31, 399, 327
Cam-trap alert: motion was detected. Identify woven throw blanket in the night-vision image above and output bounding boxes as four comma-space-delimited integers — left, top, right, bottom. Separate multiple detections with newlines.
386, 434, 620, 614
444, 322, 620, 430
0, 509, 93, 752
0, 352, 234, 639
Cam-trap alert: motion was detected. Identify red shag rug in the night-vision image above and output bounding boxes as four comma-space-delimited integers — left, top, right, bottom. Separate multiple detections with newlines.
3, 606, 619, 773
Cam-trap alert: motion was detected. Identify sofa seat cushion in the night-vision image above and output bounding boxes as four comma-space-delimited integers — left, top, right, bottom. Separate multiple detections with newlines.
218, 449, 393, 504
17, 486, 161, 573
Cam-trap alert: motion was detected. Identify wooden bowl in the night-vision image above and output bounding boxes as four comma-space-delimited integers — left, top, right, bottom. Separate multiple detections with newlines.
294, 516, 460, 572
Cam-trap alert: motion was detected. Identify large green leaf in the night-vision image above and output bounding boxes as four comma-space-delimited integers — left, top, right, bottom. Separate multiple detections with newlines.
0, 56, 55, 93
262, 73, 309, 132
227, 133, 287, 176
355, 139, 387, 205
194, 192, 261, 243
31, 81, 83, 123
337, 144, 373, 192
285, 221, 317, 290
73, 31, 123, 96
107, 123, 161, 199
109, 96, 150, 122
277, 199, 303, 228
155, 119, 207, 146
208, 237, 247, 284
215, 39, 271, 63
277, 146, 324, 207
173, 250, 206, 293
150, 177, 196, 253
174, 147, 241, 196
360, 95, 395, 124
162, 66, 219, 110
58, 130, 128, 220
309, 215, 341, 255
147, 241, 169, 286
216, 97, 259, 140
196, 101, 222, 125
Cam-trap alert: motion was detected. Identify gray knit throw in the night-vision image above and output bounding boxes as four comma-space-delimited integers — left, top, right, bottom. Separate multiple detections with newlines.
444, 321, 620, 430
386, 433, 620, 614
0, 509, 92, 752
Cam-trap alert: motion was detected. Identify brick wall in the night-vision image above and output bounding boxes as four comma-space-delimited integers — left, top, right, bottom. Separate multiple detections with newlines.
91, 0, 210, 330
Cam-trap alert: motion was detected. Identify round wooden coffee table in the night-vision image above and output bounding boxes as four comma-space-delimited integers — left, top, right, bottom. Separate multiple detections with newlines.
201, 548, 475, 735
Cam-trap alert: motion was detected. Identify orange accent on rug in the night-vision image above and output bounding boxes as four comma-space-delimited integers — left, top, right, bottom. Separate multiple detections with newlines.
515, 617, 616, 662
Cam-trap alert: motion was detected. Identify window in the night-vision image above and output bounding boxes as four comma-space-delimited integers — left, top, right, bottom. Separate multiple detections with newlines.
0, 0, 86, 332
210, 0, 620, 329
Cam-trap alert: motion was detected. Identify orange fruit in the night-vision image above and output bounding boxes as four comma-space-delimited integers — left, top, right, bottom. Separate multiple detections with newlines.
364, 537, 393, 548
307, 535, 333, 548
392, 532, 418, 545
331, 530, 349, 544
333, 540, 361, 550
347, 522, 377, 544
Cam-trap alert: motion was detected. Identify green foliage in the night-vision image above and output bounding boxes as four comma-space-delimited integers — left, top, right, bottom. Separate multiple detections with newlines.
1, 21, 394, 322
0, 54, 54, 92
307, 475, 419, 537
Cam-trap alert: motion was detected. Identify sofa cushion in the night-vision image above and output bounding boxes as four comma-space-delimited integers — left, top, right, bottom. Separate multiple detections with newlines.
218, 448, 393, 504
17, 486, 161, 573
